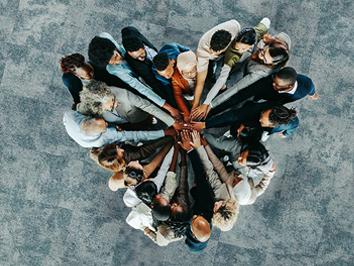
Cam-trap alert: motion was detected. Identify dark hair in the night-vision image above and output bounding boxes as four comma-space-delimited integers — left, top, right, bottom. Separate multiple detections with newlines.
152, 203, 171, 221
250, 33, 290, 68
88, 36, 117, 68
59, 53, 85, 73
241, 142, 269, 169
97, 143, 125, 171
124, 167, 144, 187
276, 67, 298, 87
235, 28, 257, 45
210, 29, 232, 52
268, 106, 297, 126
122, 36, 144, 52
135, 181, 157, 205
152, 53, 170, 71
237, 121, 262, 144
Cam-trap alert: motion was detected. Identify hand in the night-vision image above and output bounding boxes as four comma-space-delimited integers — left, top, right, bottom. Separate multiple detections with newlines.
184, 115, 191, 124
279, 132, 286, 138
190, 130, 202, 149
191, 121, 206, 132
178, 130, 193, 151
172, 122, 191, 133
169, 108, 183, 123
164, 127, 178, 136
269, 163, 276, 172
190, 104, 209, 120
309, 92, 318, 100
201, 136, 208, 147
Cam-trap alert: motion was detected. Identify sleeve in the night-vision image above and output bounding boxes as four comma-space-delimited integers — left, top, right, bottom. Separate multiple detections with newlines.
204, 145, 233, 186
107, 66, 166, 107
151, 147, 175, 192
188, 150, 214, 219
160, 171, 178, 202
123, 188, 142, 208
126, 90, 174, 126
308, 78, 316, 96
253, 22, 268, 41
211, 67, 270, 108
203, 65, 231, 105
203, 134, 241, 164
246, 169, 276, 204
99, 32, 126, 56
196, 146, 225, 194
271, 116, 299, 137
172, 78, 190, 117
102, 127, 165, 144
124, 136, 174, 163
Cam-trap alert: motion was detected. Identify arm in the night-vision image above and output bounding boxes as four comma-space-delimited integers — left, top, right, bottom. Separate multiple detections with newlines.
143, 142, 174, 178
172, 78, 191, 117
192, 69, 208, 109
107, 65, 166, 107
123, 136, 174, 163
203, 65, 231, 105
211, 67, 271, 108
149, 147, 175, 191
102, 127, 165, 145
125, 89, 175, 127
160, 145, 179, 201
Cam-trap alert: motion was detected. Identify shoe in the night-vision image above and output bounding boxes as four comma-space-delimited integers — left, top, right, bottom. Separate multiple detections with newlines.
223, 130, 232, 138
260, 17, 271, 29
261, 131, 270, 142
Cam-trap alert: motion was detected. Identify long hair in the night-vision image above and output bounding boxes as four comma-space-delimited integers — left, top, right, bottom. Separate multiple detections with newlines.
250, 33, 290, 69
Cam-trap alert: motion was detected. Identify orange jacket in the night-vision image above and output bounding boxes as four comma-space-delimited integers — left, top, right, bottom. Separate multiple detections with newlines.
171, 67, 194, 117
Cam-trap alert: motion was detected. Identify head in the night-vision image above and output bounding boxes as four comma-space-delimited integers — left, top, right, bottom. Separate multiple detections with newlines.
59, 53, 95, 80
123, 163, 144, 187
237, 121, 262, 144
259, 106, 297, 128
210, 29, 232, 54
212, 199, 240, 231
161, 204, 190, 238
122, 36, 146, 61
135, 180, 157, 205
153, 53, 175, 79
234, 28, 257, 53
251, 34, 289, 68
151, 194, 170, 221
238, 142, 270, 169
97, 143, 125, 171
176, 51, 197, 80
190, 214, 211, 242
80, 117, 107, 136
273, 67, 298, 91
79, 80, 116, 116
88, 36, 122, 68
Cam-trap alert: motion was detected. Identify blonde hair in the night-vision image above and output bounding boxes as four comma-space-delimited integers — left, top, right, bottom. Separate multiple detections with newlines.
212, 198, 240, 231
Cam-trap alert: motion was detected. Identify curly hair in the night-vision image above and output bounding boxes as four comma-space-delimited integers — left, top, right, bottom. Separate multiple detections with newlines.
88, 36, 117, 68
79, 80, 114, 116
212, 198, 240, 231
122, 36, 144, 52
59, 53, 85, 73
135, 180, 157, 205
268, 106, 297, 126
250, 33, 290, 68
210, 29, 232, 52
152, 53, 170, 71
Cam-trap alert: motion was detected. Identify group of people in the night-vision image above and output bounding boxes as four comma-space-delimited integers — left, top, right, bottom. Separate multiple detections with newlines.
61, 17, 317, 253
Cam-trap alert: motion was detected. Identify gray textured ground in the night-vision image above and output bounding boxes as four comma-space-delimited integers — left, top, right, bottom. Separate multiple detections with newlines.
1, 0, 354, 265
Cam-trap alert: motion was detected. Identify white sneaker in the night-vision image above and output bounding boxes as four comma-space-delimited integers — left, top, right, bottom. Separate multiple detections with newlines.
261, 131, 270, 142
223, 130, 232, 138
260, 17, 271, 29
